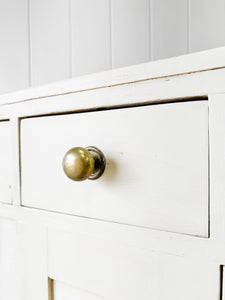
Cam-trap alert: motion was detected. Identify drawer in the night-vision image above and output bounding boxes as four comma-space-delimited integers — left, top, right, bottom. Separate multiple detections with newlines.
0, 121, 12, 204
21, 101, 208, 236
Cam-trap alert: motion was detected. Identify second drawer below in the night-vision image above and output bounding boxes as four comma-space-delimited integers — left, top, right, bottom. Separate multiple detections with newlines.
20, 101, 209, 237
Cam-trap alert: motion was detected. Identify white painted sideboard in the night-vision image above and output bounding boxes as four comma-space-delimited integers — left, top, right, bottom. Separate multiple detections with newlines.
1, 47, 225, 299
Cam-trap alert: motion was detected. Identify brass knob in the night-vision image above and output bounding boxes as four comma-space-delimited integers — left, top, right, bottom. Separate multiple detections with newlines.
62, 146, 106, 181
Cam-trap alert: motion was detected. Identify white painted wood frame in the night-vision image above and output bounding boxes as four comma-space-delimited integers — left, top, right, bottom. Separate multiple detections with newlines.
0, 48, 225, 299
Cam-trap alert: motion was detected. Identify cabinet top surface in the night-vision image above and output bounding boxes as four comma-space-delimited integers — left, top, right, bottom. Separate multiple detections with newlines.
1, 47, 225, 106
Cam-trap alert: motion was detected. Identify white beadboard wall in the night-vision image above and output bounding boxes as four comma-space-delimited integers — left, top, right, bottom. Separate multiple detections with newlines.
1, 0, 225, 94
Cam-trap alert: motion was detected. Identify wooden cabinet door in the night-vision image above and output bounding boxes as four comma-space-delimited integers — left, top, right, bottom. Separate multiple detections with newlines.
53, 281, 104, 300
48, 229, 220, 300
0, 218, 18, 299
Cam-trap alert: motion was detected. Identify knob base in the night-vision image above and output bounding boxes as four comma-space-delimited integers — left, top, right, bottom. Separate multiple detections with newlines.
86, 146, 106, 180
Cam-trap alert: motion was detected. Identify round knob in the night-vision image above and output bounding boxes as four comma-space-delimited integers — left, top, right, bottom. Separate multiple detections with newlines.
62, 146, 106, 181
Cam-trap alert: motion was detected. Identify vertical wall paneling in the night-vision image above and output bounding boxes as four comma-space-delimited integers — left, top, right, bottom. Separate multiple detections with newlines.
0, 0, 29, 94
189, 0, 225, 52
29, 0, 70, 86
151, 0, 188, 60
71, 0, 111, 77
2, 0, 225, 93
111, 0, 150, 68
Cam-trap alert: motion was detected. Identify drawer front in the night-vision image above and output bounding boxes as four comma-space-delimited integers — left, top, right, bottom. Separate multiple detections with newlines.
21, 101, 208, 236
0, 121, 12, 204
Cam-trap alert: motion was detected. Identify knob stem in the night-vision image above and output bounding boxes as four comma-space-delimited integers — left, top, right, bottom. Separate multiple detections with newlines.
86, 146, 106, 180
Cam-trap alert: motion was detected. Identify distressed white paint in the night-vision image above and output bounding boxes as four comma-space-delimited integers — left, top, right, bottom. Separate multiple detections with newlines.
0, 46, 224, 106
0, 218, 18, 300
208, 95, 225, 245
0, 48, 225, 299
17, 223, 48, 300
21, 101, 208, 236
54, 281, 106, 300
48, 229, 219, 300
0, 121, 13, 204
